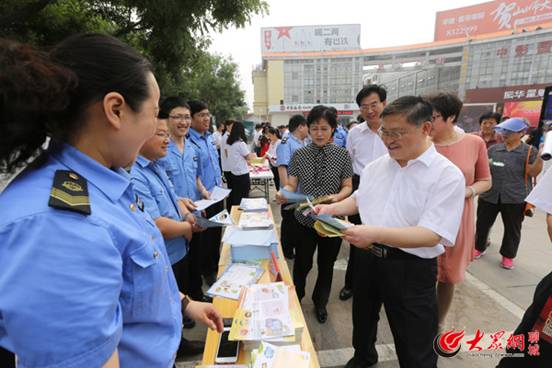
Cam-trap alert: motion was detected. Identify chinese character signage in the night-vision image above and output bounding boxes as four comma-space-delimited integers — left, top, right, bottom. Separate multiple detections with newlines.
261, 24, 361, 54
435, 0, 552, 41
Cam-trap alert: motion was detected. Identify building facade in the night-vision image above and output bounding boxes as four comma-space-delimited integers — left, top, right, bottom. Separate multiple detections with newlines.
253, 1, 552, 129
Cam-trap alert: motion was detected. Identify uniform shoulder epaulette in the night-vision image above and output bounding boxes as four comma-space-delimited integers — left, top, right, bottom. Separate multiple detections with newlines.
281, 137, 288, 144
48, 170, 91, 215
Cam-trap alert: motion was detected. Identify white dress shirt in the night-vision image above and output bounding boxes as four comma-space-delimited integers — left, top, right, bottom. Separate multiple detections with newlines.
220, 132, 229, 172
526, 167, 552, 214
212, 130, 223, 149
354, 144, 465, 258
346, 122, 388, 175
227, 140, 250, 176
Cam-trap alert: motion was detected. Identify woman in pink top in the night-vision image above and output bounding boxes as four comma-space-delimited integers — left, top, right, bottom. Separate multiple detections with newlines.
428, 93, 492, 326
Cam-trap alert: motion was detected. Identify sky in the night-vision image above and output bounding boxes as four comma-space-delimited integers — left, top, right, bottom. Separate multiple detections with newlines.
207, 0, 485, 110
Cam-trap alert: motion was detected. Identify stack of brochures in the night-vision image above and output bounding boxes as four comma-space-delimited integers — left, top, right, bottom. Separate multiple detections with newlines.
250, 341, 311, 368
311, 214, 354, 237
238, 211, 273, 229
206, 262, 264, 300
223, 226, 279, 262
229, 282, 304, 349
239, 197, 269, 212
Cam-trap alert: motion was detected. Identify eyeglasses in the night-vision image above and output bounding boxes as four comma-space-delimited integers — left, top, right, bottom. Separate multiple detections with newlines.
155, 132, 170, 139
360, 102, 380, 111
169, 114, 191, 122
377, 127, 415, 140
196, 112, 211, 119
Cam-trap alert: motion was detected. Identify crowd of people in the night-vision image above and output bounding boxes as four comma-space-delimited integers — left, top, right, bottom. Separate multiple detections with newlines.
0, 32, 551, 368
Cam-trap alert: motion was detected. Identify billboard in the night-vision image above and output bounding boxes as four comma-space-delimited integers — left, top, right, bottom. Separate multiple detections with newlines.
435, 0, 552, 41
503, 100, 543, 126
261, 24, 361, 54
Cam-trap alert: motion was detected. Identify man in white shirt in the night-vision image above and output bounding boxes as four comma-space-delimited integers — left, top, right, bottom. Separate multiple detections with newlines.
252, 123, 263, 155
340, 84, 389, 301
316, 96, 465, 368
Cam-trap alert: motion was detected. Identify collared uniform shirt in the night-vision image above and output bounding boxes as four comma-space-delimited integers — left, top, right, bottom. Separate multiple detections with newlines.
289, 143, 353, 227
188, 128, 222, 191
275, 134, 306, 170
161, 139, 202, 201
227, 140, 251, 176
333, 125, 348, 148
526, 166, 552, 214
480, 142, 537, 204
131, 155, 188, 264
354, 145, 465, 259
0, 144, 182, 368
346, 122, 388, 176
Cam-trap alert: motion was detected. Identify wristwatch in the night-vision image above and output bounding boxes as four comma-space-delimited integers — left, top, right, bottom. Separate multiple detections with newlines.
181, 294, 191, 312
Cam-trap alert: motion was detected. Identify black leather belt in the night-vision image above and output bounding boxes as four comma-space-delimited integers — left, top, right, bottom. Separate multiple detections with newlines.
369, 243, 421, 260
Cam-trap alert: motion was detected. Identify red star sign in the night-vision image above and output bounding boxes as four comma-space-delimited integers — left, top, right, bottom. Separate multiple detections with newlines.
276, 27, 292, 39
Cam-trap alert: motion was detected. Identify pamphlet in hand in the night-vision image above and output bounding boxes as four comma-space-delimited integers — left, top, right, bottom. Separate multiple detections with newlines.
194, 209, 234, 228
279, 188, 312, 203
206, 262, 264, 300
193, 186, 231, 211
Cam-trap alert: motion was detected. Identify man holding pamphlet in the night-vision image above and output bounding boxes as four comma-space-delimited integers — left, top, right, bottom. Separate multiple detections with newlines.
315, 96, 465, 368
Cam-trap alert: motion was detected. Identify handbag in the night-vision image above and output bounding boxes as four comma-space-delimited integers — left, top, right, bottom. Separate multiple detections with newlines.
524, 145, 535, 217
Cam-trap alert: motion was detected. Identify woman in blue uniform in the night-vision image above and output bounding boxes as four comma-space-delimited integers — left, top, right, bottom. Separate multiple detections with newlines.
0, 34, 222, 367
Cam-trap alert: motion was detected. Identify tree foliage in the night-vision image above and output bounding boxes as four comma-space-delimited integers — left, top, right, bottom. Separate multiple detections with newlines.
0, 0, 267, 119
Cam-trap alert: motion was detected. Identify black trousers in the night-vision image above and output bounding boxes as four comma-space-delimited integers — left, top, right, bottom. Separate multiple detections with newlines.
270, 164, 280, 190
172, 234, 204, 299
353, 249, 438, 368
201, 201, 224, 278
475, 198, 525, 258
229, 173, 250, 207
280, 205, 298, 257
223, 171, 233, 212
293, 224, 341, 307
498, 271, 552, 367
344, 174, 362, 289
0, 347, 15, 368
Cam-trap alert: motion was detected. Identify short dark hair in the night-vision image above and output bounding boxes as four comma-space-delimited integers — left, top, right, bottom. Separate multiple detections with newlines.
159, 96, 190, 119
307, 105, 337, 129
426, 93, 463, 123
356, 84, 387, 106
288, 114, 307, 132
381, 96, 433, 126
187, 100, 208, 117
255, 123, 262, 130
227, 121, 247, 145
479, 111, 501, 124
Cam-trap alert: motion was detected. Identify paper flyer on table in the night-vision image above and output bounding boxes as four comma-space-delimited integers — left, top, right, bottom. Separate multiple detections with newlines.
223, 226, 279, 246
206, 263, 264, 300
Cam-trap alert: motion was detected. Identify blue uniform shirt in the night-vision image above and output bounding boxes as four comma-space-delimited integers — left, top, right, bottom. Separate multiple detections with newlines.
130, 155, 188, 264
276, 133, 307, 170
333, 125, 348, 148
0, 144, 182, 368
161, 139, 202, 201
188, 128, 222, 191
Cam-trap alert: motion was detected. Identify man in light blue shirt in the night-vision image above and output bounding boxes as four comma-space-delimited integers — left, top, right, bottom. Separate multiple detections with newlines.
158, 97, 211, 303
187, 100, 224, 286
333, 124, 348, 148
276, 114, 309, 259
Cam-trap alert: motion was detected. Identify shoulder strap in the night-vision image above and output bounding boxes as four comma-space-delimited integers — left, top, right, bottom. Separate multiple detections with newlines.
524, 145, 532, 190
48, 170, 91, 215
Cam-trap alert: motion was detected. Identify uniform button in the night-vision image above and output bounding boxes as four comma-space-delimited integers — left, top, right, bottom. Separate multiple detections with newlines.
129, 203, 136, 211
153, 250, 160, 259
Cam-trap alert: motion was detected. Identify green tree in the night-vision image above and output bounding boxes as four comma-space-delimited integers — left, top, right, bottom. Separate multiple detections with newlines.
173, 51, 248, 122
0, 0, 267, 111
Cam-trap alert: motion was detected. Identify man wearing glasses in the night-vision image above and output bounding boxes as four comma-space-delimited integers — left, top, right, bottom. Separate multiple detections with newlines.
187, 100, 223, 287
339, 85, 388, 303
316, 96, 465, 368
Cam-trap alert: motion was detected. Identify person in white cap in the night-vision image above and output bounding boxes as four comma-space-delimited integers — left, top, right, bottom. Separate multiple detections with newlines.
474, 117, 543, 269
